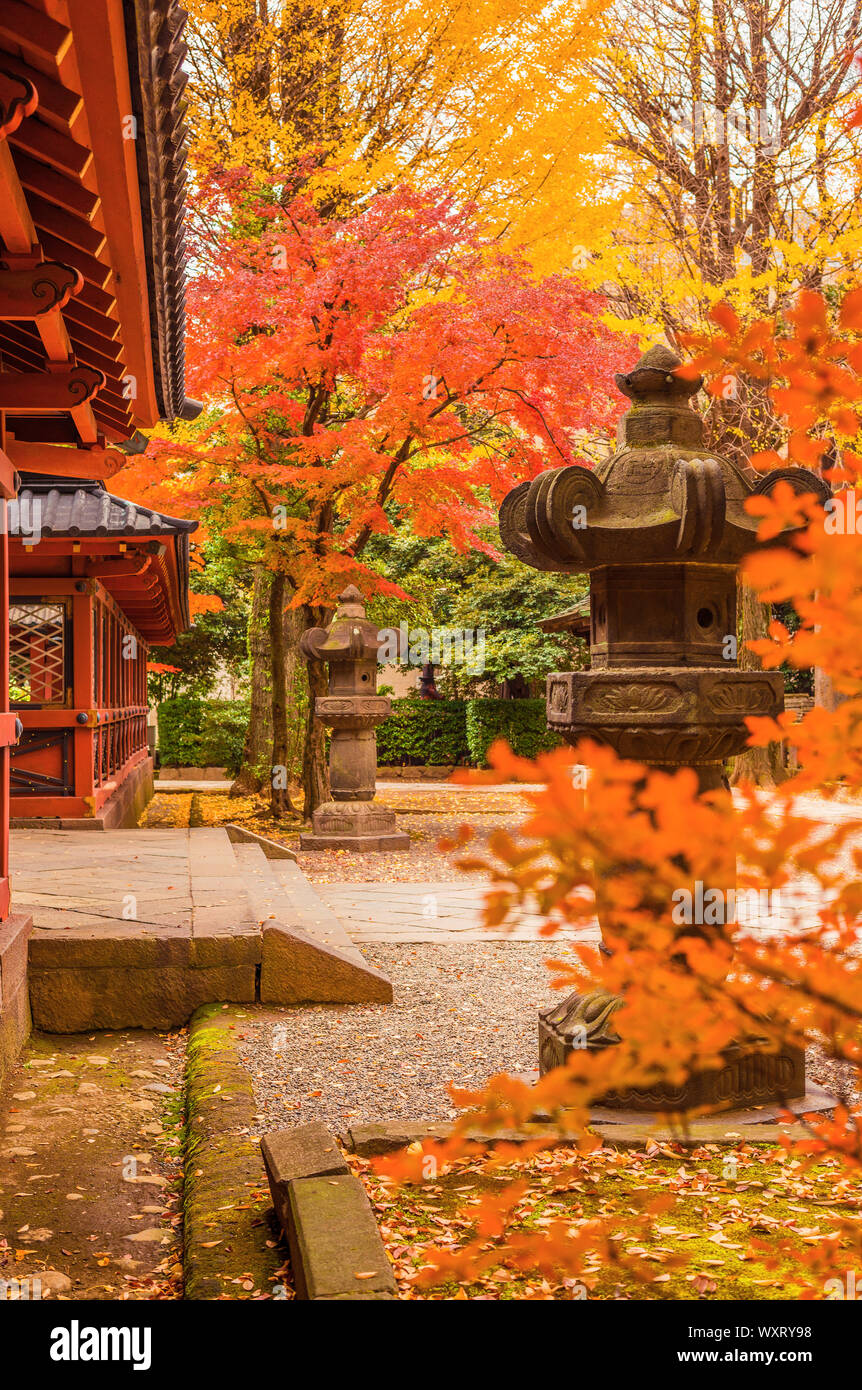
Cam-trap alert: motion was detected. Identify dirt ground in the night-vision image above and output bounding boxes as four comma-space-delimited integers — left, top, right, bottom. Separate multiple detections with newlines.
0, 1029, 184, 1300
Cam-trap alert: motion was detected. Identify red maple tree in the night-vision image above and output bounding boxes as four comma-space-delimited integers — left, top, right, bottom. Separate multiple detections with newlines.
135, 171, 631, 813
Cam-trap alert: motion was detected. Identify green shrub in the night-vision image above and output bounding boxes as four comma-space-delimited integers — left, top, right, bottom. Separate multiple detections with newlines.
199, 701, 249, 776
375, 695, 561, 767
465, 696, 562, 767
377, 697, 469, 766
157, 697, 249, 775
156, 696, 204, 767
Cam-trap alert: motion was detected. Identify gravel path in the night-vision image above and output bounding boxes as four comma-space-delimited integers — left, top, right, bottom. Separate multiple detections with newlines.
234, 940, 851, 1135
235, 941, 584, 1135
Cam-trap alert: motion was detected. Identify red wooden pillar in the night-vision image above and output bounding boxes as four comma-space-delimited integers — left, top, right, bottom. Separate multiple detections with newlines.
72, 586, 95, 809
0, 520, 11, 918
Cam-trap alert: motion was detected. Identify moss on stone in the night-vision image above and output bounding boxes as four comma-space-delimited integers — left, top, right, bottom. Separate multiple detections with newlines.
367, 1149, 852, 1300
183, 1005, 288, 1299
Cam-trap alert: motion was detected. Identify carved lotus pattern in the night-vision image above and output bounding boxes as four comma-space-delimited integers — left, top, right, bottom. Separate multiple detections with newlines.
582, 682, 681, 715
707, 680, 778, 714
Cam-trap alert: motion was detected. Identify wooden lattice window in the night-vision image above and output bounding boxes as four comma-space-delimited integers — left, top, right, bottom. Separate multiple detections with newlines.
9, 601, 69, 706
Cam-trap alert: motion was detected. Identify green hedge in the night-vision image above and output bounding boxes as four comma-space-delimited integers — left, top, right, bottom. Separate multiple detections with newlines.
376, 697, 470, 766
157, 696, 249, 775
376, 695, 561, 767
157, 694, 560, 774
465, 697, 562, 767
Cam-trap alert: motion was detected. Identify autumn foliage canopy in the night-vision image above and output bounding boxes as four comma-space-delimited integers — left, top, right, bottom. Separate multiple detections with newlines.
143, 173, 629, 605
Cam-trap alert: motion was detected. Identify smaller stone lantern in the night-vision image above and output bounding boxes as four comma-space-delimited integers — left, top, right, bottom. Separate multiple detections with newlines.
299, 585, 409, 852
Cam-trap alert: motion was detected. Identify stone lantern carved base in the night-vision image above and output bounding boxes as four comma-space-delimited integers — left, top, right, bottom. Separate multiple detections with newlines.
538, 989, 806, 1112
300, 799, 410, 852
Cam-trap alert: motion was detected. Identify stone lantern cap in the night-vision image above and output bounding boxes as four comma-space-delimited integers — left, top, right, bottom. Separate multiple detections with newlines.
300, 585, 384, 664
500, 344, 830, 573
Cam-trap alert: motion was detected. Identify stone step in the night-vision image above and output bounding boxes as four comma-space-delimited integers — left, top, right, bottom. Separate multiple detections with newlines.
14, 827, 392, 1030
234, 844, 392, 1004
24, 827, 259, 1031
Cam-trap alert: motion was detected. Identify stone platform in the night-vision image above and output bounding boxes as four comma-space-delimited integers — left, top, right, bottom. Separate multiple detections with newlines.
9, 827, 391, 1032
0, 912, 33, 1088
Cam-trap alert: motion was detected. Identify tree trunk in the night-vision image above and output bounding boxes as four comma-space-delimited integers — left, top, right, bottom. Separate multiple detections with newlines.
729, 578, 785, 788
283, 603, 306, 789
301, 603, 330, 818
230, 566, 273, 796
269, 570, 298, 818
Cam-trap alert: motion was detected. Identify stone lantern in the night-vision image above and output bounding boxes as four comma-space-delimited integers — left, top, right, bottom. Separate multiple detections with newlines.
499, 344, 829, 1110
299, 585, 409, 852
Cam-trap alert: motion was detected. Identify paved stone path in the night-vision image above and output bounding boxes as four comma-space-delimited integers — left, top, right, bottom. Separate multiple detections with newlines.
9, 826, 258, 940
316, 881, 599, 942
316, 792, 862, 944
154, 779, 233, 792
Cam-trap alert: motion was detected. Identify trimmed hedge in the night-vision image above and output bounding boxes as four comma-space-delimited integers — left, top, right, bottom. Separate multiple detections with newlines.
376, 697, 469, 766
465, 697, 562, 767
376, 694, 562, 767
157, 694, 561, 775
157, 696, 249, 775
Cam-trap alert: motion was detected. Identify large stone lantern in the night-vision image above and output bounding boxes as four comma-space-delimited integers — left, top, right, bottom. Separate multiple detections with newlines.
499, 345, 829, 1110
300, 585, 409, 852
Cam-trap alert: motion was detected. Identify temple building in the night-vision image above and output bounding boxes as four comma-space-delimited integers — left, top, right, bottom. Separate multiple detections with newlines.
0, 0, 197, 1068
8, 475, 195, 826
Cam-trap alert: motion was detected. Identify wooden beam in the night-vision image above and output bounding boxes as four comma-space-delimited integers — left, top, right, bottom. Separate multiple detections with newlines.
36, 311, 74, 363
9, 120, 92, 181
73, 279, 116, 319
0, 332, 42, 371
66, 319, 123, 361
26, 193, 106, 257
66, 337, 125, 380
39, 232, 111, 292
62, 299, 120, 342
70, 401, 100, 444
0, 3, 73, 66
5, 439, 126, 479
15, 151, 99, 221
66, 0, 160, 430
0, 139, 37, 254
0, 364, 104, 409
0, 261, 82, 317
0, 70, 38, 139
0, 444, 18, 498
84, 557, 153, 579
72, 278, 116, 318
0, 55, 82, 132
91, 399, 133, 432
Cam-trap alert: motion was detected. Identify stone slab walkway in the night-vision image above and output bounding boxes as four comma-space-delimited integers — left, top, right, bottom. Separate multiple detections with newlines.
311, 790, 862, 944
316, 881, 599, 942
9, 827, 255, 938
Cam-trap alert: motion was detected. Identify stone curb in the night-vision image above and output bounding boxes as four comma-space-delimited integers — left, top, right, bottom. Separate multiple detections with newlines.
225, 823, 298, 861
343, 1117, 816, 1155
261, 1122, 396, 1300
183, 1004, 285, 1300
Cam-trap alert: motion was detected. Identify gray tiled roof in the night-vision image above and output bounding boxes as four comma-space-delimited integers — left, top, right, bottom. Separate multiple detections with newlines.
9, 476, 198, 538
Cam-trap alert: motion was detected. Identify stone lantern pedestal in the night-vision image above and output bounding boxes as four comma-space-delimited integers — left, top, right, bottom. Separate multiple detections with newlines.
300, 586, 409, 852
500, 345, 829, 1111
